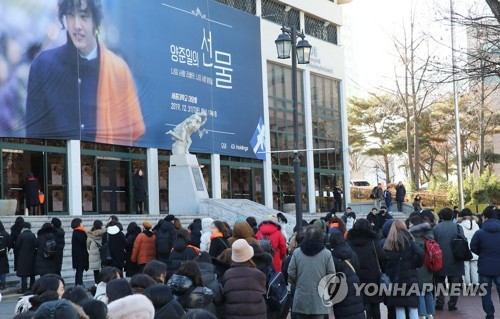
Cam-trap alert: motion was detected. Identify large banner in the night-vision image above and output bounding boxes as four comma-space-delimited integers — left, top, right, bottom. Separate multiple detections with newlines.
0, 0, 265, 159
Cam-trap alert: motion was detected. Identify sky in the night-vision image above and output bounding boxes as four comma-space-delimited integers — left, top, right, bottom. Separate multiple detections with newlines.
342, 0, 475, 98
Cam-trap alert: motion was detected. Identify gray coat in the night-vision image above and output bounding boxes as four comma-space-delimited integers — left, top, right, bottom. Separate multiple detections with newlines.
87, 229, 106, 271
409, 223, 434, 290
288, 245, 335, 315
433, 221, 465, 277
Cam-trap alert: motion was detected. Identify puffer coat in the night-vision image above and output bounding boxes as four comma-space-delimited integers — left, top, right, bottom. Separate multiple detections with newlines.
256, 220, 287, 272
131, 230, 156, 265
222, 261, 267, 319
34, 225, 57, 275
167, 274, 214, 313
87, 228, 106, 270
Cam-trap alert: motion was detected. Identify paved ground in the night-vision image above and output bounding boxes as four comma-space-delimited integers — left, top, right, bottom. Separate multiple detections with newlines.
1, 285, 498, 318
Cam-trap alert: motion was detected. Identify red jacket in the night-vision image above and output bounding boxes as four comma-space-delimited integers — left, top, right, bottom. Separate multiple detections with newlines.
131, 231, 156, 265
256, 221, 287, 272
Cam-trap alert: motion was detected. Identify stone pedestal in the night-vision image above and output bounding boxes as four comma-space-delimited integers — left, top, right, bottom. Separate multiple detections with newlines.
168, 154, 209, 214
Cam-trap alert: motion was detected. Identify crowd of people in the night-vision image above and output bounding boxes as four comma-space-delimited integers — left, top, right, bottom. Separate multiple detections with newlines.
0, 204, 497, 319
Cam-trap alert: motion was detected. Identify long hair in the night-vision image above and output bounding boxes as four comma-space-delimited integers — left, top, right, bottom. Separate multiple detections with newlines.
383, 220, 412, 251
212, 221, 228, 237
176, 260, 204, 287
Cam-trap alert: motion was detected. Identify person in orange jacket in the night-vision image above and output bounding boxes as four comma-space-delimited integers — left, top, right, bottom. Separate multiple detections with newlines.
131, 221, 156, 272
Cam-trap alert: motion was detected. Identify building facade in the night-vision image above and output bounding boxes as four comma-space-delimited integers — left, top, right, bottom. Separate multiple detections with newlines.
0, 0, 350, 215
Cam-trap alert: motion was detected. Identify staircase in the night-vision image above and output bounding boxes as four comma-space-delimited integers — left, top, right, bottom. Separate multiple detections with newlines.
0, 201, 409, 288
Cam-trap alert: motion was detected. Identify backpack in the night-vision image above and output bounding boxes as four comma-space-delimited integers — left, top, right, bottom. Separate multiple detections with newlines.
423, 238, 443, 272
266, 268, 288, 311
0, 234, 7, 256
99, 234, 113, 265
369, 187, 377, 199
259, 234, 277, 255
155, 231, 172, 256
451, 225, 473, 261
43, 238, 57, 258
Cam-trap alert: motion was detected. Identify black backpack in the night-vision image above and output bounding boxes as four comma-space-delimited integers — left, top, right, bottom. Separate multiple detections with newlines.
155, 231, 172, 256
43, 238, 57, 258
265, 267, 288, 311
0, 234, 7, 256
451, 225, 473, 261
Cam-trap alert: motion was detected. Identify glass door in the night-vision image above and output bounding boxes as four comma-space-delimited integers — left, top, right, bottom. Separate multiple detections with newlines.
98, 159, 129, 214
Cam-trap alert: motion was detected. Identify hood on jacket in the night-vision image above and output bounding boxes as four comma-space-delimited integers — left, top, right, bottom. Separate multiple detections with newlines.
347, 227, 378, 246
167, 274, 193, 295
107, 294, 155, 319
481, 219, 500, 233
37, 224, 56, 236
232, 221, 255, 239
142, 230, 154, 238
258, 221, 280, 236
173, 236, 188, 251
201, 218, 214, 232
88, 228, 106, 239
159, 219, 176, 233
299, 239, 325, 256
331, 242, 354, 261
312, 219, 328, 233
382, 219, 395, 238
409, 222, 434, 240
107, 225, 121, 235
33, 299, 83, 319
458, 216, 480, 230
154, 300, 185, 319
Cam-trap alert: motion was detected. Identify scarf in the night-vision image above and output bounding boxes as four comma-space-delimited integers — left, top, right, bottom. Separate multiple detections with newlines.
210, 232, 224, 240
96, 41, 145, 145
74, 225, 87, 233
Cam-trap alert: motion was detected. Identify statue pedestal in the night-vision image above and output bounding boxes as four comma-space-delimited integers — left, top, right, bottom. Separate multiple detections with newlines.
168, 154, 209, 214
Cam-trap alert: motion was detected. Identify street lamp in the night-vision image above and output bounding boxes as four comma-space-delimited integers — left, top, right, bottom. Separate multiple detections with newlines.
275, 26, 312, 233
375, 165, 380, 184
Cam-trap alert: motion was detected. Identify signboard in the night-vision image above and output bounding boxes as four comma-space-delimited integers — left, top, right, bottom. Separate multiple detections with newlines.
0, 0, 265, 159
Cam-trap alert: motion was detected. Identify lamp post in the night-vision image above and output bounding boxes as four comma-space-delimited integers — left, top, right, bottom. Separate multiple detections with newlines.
275, 26, 312, 233
375, 165, 380, 184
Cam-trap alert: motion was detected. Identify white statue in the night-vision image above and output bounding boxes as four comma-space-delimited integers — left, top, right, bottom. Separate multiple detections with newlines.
166, 112, 207, 155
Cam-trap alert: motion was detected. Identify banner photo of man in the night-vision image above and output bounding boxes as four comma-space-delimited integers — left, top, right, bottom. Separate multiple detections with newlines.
0, 0, 264, 159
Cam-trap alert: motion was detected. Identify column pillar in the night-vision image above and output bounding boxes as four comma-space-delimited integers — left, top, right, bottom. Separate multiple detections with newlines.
147, 148, 160, 215
67, 140, 82, 215
340, 80, 351, 206
211, 154, 221, 199
304, 71, 316, 214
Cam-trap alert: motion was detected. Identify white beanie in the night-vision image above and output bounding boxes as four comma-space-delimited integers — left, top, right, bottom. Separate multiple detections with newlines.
231, 239, 254, 263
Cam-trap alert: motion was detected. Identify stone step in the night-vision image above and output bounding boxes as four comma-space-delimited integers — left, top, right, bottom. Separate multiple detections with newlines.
0, 214, 203, 287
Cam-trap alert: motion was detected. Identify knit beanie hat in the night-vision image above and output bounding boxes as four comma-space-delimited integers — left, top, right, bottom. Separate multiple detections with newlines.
143, 221, 152, 230
231, 239, 254, 263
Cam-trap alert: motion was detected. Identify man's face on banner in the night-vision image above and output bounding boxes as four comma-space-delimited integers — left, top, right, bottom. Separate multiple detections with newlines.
65, 1, 97, 56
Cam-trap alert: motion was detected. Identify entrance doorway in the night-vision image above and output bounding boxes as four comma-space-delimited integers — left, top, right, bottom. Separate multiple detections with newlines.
98, 159, 129, 214
2, 150, 45, 215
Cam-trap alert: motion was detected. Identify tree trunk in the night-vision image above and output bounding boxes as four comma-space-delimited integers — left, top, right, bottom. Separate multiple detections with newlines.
384, 154, 391, 184
410, 18, 420, 190
485, 0, 500, 24
478, 72, 486, 174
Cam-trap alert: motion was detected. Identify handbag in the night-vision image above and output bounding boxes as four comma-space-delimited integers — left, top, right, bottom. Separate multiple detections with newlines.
372, 241, 391, 287
451, 225, 473, 261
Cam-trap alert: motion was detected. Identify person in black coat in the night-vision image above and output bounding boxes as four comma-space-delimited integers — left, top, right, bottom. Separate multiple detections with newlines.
383, 220, 424, 318
208, 221, 229, 259
71, 218, 89, 286
395, 182, 406, 212
10, 216, 25, 273
16, 222, 37, 293
125, 222, 142, 277
155, 218, 178, 263
347, 218, 387, 319
167, 230, 197, 279
23, 173, 41, 215
35, 223, 57, 276
133, 169, 147, 214
103, 221, 127, 274
0, 221, 11, 290
188, 219, 202, 249
51, 218, 65, 276
329, 228, 365, 319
